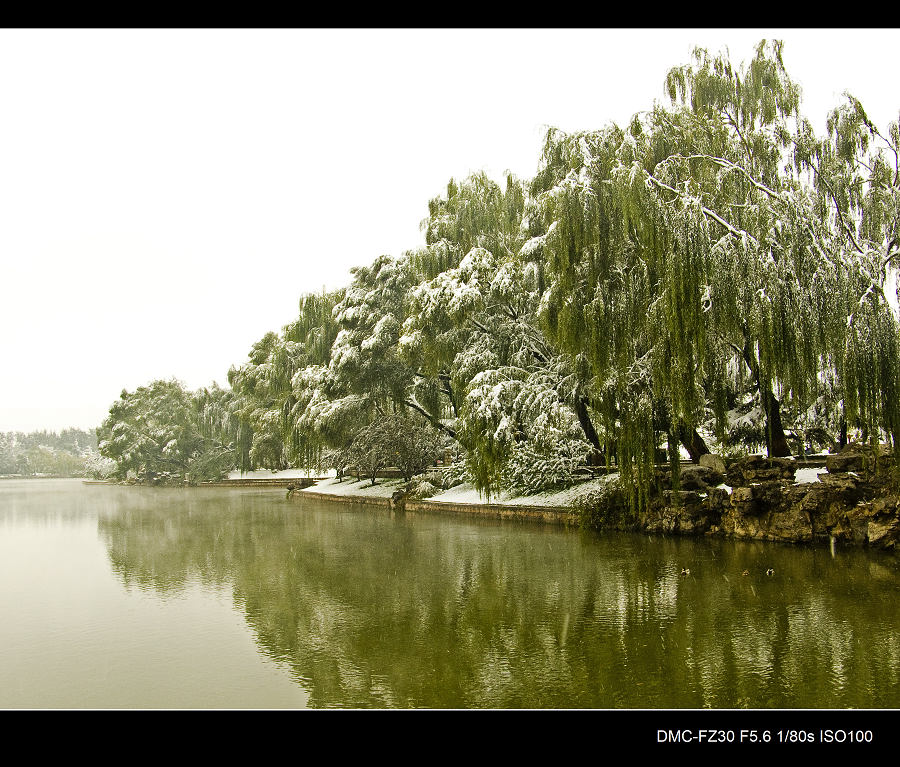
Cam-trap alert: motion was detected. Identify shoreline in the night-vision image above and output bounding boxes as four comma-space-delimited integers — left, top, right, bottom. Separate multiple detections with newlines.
74, 445, 900, 552
290, 450, 900, 553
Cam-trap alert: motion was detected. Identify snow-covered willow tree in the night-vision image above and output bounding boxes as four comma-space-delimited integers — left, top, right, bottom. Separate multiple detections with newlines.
663, 40, 900, 455
792, 91, 900, 448
413, 171, 526, 279
228, 331, 296, 471
228, 289, 343, 472
302, 256, 424, 433
98, 379, 235, 483
402, 172, 532, 442
526, 119, 718, 507
282, 289, 345, 467
526, 40, 900, 507
400, 172, 605, 496
290, 255, 455, 474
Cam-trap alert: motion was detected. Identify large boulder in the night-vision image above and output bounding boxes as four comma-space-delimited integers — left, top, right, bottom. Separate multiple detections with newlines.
864, 497, 900, 548
719, 481, 813, 542
642, 490, 719, 534
825, 444, 870, 474
656, 463, 725, 491
699, 453, 727, 475
824, 443, 897, 482
726, 455, 796, 486
817, 471, 866, 505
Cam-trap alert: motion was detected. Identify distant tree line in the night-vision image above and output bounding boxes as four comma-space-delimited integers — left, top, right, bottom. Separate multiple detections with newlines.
99, 41, 900, 504
0, 428, 109, 477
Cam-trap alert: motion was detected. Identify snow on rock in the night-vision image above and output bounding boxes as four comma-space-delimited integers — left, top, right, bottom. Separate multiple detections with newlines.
794, 467, 828, 484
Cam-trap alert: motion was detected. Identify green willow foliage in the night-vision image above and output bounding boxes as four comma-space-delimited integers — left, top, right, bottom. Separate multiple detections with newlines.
228, 288, 344, 472
98, 379, 234, 483
523, 40, 900, 507
100, 40, 900, 506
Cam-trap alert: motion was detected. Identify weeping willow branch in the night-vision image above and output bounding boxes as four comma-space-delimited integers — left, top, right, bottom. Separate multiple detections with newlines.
657, 153, 782, 199
722, 107, 755, 161
401, 398, 458, 441
803, 163, 867, 257
644, 173, 760, 246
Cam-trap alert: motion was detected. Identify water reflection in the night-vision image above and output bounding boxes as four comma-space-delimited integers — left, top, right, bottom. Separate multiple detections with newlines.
91, 485, 900, 708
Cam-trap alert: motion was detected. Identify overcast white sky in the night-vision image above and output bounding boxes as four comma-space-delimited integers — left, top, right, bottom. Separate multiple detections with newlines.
1, 28, 897, 433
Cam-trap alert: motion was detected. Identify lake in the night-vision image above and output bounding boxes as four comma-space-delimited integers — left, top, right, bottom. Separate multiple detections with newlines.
1, 478, 899, 709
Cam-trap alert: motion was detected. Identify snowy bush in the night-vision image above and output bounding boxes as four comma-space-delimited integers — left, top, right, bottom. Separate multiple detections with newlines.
500, 437, 592, 494
83, 450, 117, 480
345, 412, 444, 485
404, 476, 440, 499
441, 460, 470, 489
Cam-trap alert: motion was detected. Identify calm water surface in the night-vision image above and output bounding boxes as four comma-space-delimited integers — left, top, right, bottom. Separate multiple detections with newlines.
1, 478, 899, 709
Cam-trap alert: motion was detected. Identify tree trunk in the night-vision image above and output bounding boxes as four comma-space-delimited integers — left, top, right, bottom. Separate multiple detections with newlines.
762, 390, 792, 457
742, 340, 791, 458
574, 395, 605, 465
676, 420, 711, 463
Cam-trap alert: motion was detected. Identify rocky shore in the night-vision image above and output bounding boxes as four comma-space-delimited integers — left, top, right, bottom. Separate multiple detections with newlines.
601, 444, 900, 551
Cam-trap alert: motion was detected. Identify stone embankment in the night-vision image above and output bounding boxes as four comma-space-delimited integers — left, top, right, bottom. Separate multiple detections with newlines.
200, 477, 321, 488
296, 485, 575, 525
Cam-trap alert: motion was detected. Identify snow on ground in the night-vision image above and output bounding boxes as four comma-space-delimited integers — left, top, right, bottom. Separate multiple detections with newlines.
303, 473, 621, 508
300, 476, 404, 498
430, 476, 620, 507
286, 464, 830, 508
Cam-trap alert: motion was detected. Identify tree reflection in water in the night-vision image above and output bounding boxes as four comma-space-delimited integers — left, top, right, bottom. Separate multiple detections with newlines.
98, 486, 900, 708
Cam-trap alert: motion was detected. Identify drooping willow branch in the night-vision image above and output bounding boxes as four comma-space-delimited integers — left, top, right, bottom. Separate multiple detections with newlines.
644, 172, 760, 247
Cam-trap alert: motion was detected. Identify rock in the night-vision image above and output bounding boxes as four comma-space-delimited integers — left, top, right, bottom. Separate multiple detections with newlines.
764, 504, 814, 542
817, 471, 875, 506
861, 497, 900, 548
731, 486, 754, 503
727, 485, 758, 523
663, 489, 702, 505
825, 445, 869, 474
644, 490, 716, 534
706, 487, 731, 514
750, 480, 790, 510
727, 455, 796, 486
656, 464, 724, 491
675, 467, 711, 491
580, 447, 900, 550
867, 516, 900, 548
699, 453, 727, 474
